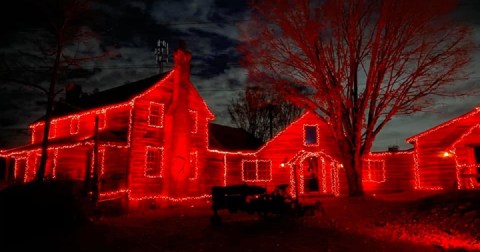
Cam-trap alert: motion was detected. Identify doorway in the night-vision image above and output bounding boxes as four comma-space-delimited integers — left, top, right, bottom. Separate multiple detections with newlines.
302, 156, 320, 193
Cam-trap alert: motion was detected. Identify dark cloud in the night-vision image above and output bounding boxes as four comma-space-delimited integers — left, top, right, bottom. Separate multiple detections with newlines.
1, 0, 480, 151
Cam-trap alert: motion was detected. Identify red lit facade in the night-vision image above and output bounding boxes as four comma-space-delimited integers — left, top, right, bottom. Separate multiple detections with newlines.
1, 49, 479, 206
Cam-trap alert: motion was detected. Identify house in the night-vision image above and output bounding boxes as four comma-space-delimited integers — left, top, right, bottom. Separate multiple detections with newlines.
1, 47, 479, 209
406, 108, 480, 191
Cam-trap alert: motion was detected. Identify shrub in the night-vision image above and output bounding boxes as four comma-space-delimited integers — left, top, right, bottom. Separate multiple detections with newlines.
0, 180, 94, 247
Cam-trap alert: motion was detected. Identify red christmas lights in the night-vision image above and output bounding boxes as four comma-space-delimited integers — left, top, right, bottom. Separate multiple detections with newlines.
451, 124, 480, 189
48, 121, 57, 139
145, 146, 164, 178
363, 159, 386, 183
9, 65, 480, 210
70, 116, 79, 135
188, 151, 198, 180
148, 102, 165, 128
189, 109, 198, 133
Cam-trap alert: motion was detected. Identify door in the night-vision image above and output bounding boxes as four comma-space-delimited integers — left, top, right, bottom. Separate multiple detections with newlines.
302, 156, 320, 193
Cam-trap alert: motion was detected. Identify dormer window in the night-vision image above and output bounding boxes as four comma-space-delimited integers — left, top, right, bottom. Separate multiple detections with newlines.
148, 102, 164, 128
304, 124, 318, 146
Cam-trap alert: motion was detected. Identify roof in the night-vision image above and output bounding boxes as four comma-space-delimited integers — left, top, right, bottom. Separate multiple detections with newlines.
3, 130, 127, 154
38, 70, 214, 122
406, 107, 480, 144
50, 73, 170, 119
208, 123, 263, 151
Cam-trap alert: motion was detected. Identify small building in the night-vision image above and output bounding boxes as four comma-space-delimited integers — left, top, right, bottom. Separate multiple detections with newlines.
406, 108, 480, 190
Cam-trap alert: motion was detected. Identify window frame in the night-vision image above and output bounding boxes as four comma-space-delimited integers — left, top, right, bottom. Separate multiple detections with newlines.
242, 159, 272, 182
189, 109, 198, 133
148, 102, 164, 128
303, 124, 319, 146
48, 121, 57, 139
145, 146, 163, 178
188, 151, 198, 180
364, 159, 386, 183
70, 116, 80, 135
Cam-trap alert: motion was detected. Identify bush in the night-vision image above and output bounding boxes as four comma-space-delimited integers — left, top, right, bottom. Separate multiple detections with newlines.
0, 180, 94, 247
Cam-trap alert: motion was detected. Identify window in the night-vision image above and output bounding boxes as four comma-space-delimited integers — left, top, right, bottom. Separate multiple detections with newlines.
145, 147, 163, 177
364, 160, 385, 182
188, 151, 198, 180
189, 110, 198, 133
97, 111, 106, 130
257, 161, 271, 180
148, 102, 164, 128
304, 125, 318, 146
70, 117, 79, 134
242, 160, 272, 182
48, 121, 57, 139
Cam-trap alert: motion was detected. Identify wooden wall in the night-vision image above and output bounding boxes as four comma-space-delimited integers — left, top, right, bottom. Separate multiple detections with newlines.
365, 152, 414, 192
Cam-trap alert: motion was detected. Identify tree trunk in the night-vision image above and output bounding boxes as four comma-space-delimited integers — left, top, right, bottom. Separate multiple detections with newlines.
346, 152, 364, 197
36, 43, 61, 182
36, 92, 54, 182
343, 146, 364, 197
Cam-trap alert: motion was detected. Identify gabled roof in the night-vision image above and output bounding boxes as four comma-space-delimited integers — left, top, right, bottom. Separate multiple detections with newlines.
51, 73, 170, 118
208, 123, 263, 151
406, 107, 480, 145
40, 70, 214, 122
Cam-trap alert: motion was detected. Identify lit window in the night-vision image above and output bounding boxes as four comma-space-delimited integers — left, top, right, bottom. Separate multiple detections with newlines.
189, 110, 198, 133
148, 102, 164, 128
364, 160, 385, 182
145, 147, 163, 177
304, 125, 318, 146
242, 160, 272, 182
189, 151, 198, 180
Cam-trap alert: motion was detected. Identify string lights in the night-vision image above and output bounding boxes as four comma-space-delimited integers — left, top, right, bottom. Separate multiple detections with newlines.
189, 109, 198, 133
148, 102, 165, 128
70, 116, 79, 135
363, 159, 386, 183
8, 65, 480, 209
189, 151, 198, 180
145, 146, 164, 178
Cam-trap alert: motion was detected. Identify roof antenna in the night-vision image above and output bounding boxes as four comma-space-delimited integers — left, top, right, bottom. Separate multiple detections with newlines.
154, 40, 169, 74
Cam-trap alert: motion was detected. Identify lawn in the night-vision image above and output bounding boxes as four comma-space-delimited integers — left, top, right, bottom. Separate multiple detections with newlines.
1, 187, 479, 252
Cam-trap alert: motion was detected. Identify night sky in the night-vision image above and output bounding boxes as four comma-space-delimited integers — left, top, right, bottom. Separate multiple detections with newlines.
0, 0, 479, 151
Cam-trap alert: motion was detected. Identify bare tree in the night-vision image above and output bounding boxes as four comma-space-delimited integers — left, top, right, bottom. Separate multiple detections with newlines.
0, 0, 109, 182
240, 0, 473, 196
228, 86, 303, 142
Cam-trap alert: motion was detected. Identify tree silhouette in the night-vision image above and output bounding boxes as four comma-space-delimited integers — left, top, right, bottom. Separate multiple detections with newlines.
228, 86, 302, 142
240, 0, 473, 196
0, 0, 110, 182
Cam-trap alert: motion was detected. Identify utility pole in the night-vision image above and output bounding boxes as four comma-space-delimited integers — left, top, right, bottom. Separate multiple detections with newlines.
92, 115, 100, 205
154, 40, 169, 74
